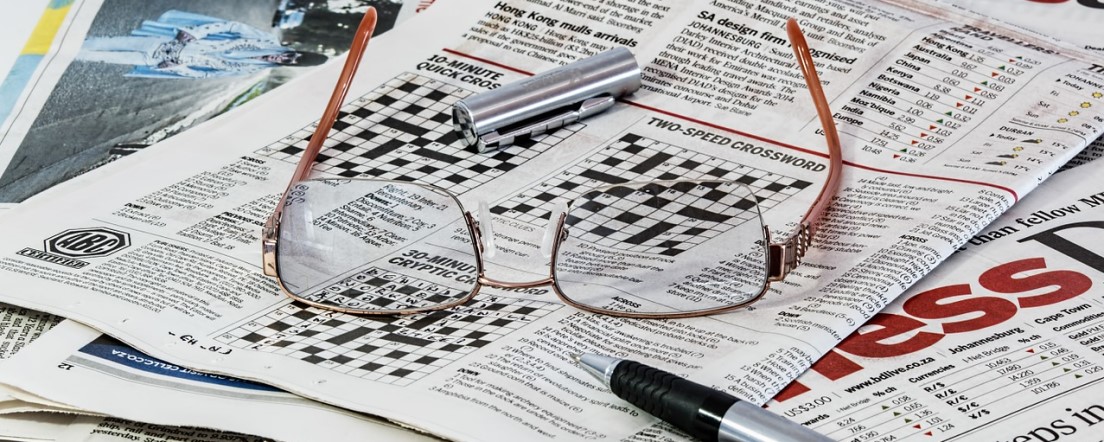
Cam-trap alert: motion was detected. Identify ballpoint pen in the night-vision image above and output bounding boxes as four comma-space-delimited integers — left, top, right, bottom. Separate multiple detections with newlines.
573, 353, 832, 442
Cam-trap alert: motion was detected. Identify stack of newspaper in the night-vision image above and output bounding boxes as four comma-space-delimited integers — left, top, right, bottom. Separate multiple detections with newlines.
1, 0, 1103, 440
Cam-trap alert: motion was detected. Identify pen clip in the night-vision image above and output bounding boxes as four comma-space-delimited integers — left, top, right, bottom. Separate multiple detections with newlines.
476, 96, 616, 153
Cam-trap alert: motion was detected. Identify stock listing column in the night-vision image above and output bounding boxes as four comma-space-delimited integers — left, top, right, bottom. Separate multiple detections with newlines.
834, 23, 1104, 179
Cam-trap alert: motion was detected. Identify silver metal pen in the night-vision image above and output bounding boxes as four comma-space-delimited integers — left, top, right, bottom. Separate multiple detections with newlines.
574, 353, 832, 442
453, 47, 640, 152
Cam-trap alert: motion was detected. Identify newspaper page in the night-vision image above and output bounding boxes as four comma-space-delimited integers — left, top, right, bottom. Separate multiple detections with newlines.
0, 304, 71, 441
0, 320, 439, 442
0, 290, 427, 441
0, 304, 61, 409
921, 0, 1104, 171
936, 0, 1104, 56
0, 0, 423, 203
768, 153, 1104, 441
0, 304, 58, 360
0, 0, 1101, 440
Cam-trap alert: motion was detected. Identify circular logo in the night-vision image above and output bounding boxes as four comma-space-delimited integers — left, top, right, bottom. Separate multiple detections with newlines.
45, 228, 131, 258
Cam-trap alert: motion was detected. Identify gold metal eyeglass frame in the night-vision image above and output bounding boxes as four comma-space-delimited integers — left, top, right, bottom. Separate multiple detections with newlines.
261, 8, 843, 318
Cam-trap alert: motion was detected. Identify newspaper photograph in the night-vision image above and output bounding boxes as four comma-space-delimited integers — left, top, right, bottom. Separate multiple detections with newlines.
0, 0, 1100, 440
769, 152, 1104, 441
0, 0, 420, 203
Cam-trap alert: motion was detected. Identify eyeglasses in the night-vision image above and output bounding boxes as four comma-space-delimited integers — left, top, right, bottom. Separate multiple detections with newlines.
261, 8, 843, 318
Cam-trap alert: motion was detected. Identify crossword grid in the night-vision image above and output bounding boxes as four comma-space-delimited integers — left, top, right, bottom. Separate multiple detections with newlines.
297, 266, 473, 312
493, 133, 813, 255
256, 72, 579, 194
216, 297, 559, 386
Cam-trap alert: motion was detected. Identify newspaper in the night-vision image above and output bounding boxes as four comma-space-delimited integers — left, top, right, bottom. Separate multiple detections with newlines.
0, 0, 1101, 440
0, 320, 439, 442
0, 306, 430, 442
924, 0, 1104, 174
769, 153, 1104, 441
767, 3, 1104, 440
0, 0, 422, 203
937, 0, 1104, 56
0, 2, 439, 439
0, 304, 61, 409
0, 304, 70, 441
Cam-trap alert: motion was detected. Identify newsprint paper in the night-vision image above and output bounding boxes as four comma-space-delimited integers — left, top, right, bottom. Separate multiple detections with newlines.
769, 154, 1104, 441
0, 0, 1102, 440
0, 317, 439, 442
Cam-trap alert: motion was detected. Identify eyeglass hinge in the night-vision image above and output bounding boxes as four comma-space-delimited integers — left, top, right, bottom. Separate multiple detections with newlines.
767, 223, 812, 282
465, 212, 487, 258
261, 215, 279, 277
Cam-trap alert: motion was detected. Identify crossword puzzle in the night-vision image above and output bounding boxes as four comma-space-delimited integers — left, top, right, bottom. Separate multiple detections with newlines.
256, 72, 579, 194
297, 265, 474, 312
492, 133, 814, 256
215, 296, 559, 386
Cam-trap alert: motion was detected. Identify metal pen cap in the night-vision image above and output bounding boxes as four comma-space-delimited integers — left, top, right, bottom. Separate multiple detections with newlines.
453, 47, 641, 152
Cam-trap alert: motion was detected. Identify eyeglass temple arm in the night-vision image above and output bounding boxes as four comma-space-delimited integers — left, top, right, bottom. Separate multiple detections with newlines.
262, 9, 376, 277
767, 18, 843, 281
266, 8, 378, 223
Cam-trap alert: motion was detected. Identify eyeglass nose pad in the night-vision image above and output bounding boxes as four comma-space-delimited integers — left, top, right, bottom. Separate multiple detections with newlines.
477, 200, 497, 259
541, 201, 568, 259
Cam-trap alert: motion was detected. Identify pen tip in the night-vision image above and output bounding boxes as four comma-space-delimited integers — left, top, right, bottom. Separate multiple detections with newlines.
568, 353, 582, 364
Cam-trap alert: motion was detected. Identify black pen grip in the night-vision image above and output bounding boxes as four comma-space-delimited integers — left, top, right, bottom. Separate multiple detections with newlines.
610, 360, 738, 442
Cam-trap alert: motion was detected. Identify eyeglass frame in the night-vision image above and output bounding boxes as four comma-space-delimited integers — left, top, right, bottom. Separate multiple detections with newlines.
261, 8, 844, 319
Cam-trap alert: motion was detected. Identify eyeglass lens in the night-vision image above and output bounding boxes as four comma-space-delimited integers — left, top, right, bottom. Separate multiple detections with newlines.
554, 180, 770, 315
276, 179, 480, 313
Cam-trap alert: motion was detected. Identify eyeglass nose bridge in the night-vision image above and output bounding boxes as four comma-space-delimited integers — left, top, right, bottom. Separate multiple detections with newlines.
464, 208, 566, 290
540, 201, 569, 258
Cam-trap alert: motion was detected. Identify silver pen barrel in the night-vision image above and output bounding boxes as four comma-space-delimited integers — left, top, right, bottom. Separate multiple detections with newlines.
719, 401, 832, 442
453, 47, 640, 152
